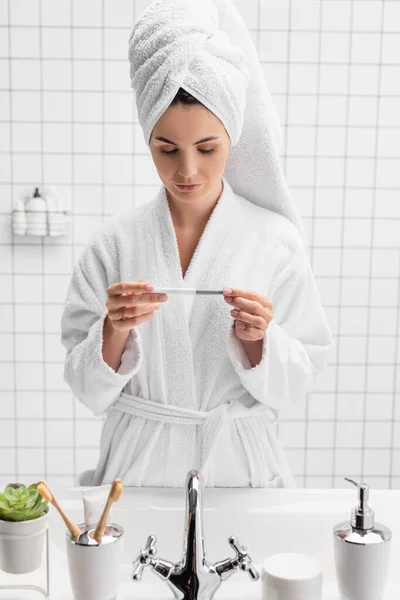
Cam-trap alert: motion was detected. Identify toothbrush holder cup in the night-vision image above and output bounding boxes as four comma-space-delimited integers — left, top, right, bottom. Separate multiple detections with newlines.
66, 522, 124, 600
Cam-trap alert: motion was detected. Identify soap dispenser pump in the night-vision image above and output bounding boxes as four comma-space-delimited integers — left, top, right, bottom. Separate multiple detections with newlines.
333, 477, 391, 600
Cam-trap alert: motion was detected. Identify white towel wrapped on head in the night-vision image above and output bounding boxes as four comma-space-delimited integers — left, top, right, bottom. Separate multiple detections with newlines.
129, 0, 249, 148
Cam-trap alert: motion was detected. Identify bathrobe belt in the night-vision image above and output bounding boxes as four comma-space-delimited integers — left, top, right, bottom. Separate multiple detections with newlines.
112, 391, 268, 471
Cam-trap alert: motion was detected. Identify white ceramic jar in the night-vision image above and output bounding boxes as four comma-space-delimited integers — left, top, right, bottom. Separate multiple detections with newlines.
261, 553, 323, 600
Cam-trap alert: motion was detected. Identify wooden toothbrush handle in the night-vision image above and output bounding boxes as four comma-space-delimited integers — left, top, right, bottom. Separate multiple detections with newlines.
93, 479, 123, 544
52, 496, 81, 539
93, 497, 113, 544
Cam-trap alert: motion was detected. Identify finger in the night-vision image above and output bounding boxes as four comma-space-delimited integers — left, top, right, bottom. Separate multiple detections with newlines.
229, 292, 272, 311
106, 280, 153, 297
231, 309, 270, 330
106, 292, 167, 310
223, 287, 273, 310
108, 302, 160, 320
229, 297, 272, 321
234, 320, 264, 341
109, 309, 158, 330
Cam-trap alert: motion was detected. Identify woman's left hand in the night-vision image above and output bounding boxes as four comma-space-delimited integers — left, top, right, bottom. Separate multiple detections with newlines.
223, 287, 273, 342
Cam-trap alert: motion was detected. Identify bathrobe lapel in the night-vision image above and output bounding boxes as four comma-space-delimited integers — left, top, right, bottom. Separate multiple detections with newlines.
151, 177, 240, 411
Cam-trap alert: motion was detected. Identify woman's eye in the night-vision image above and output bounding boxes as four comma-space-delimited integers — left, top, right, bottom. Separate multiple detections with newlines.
160, 148, 215, 155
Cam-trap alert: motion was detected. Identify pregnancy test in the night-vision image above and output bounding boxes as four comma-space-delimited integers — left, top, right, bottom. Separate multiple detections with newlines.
151, 287, 223, 295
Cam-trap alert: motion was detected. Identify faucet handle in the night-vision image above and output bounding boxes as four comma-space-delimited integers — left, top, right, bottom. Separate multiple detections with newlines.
228, 535, 260, 581
131, 534, 158, 581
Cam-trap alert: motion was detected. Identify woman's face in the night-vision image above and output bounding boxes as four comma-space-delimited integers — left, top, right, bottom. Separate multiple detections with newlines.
149, 104, 231, 203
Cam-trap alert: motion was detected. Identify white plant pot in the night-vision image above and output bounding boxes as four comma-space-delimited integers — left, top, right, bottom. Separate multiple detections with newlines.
0, 508, 49, 574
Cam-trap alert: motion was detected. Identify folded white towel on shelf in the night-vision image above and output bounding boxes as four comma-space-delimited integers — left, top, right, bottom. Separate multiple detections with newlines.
43, 187, 70, 237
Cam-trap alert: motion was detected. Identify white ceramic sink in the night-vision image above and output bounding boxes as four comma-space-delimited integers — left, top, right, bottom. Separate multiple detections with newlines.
1, 486, 399, 599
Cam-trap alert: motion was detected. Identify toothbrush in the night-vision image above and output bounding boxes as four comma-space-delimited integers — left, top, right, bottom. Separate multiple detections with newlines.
38, 480, 81, 540
93, 479, 124, 544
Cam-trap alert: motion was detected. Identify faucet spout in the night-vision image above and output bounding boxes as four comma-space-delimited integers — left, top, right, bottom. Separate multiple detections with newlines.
182, 470, 206, 570
164, 469, 220, 600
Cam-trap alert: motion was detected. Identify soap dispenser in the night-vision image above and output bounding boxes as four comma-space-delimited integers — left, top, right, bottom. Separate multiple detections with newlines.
333, 477, 391, 600
25, 187, 47, 236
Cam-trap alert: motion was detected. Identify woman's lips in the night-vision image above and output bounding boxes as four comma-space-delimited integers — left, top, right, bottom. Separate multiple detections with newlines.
175, 183, 204, 192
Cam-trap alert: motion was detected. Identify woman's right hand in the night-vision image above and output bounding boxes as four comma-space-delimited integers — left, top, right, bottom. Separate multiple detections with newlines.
105, 280, 168, 331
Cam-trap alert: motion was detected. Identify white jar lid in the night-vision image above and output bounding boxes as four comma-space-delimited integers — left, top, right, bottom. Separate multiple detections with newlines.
262, 553, 322, 596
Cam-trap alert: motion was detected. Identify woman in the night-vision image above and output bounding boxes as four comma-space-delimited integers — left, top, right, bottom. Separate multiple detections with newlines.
61, 0, 333, 488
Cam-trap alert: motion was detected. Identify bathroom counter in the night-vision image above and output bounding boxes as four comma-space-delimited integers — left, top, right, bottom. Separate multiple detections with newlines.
1, 486, 399, 599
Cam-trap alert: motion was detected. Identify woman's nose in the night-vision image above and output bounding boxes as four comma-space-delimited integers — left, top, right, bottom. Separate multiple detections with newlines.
177, 156, 199, 178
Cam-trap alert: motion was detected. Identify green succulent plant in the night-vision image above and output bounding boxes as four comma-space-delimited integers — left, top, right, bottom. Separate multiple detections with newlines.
0, 483, 49, 522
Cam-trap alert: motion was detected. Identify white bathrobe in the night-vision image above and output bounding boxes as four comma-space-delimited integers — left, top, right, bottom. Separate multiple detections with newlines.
61, 177, 333, 488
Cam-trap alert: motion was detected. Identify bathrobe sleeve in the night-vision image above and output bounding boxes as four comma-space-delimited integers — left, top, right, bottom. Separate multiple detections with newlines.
60, 218, 143, 416
226, 227, 334, 412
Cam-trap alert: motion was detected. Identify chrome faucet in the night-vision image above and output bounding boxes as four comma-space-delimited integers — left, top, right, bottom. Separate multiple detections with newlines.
131, 469, 259, 600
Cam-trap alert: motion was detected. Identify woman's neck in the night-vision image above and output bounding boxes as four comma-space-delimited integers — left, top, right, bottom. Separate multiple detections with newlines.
166, 180, 224, 229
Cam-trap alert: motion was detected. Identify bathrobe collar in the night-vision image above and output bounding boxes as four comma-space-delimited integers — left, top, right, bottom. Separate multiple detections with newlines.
154, 175, 238, 288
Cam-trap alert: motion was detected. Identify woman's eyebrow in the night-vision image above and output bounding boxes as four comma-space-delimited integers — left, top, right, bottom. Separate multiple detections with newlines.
155, 136, 220, 145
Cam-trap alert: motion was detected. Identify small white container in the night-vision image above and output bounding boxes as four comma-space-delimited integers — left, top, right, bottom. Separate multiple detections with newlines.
0, 509, 49, 574
12, 199, 27, 235
66, 522, 124, 600
261, 553, 323, 600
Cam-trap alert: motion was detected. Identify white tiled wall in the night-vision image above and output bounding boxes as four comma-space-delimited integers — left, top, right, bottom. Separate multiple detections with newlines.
0, 0, 399, 489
